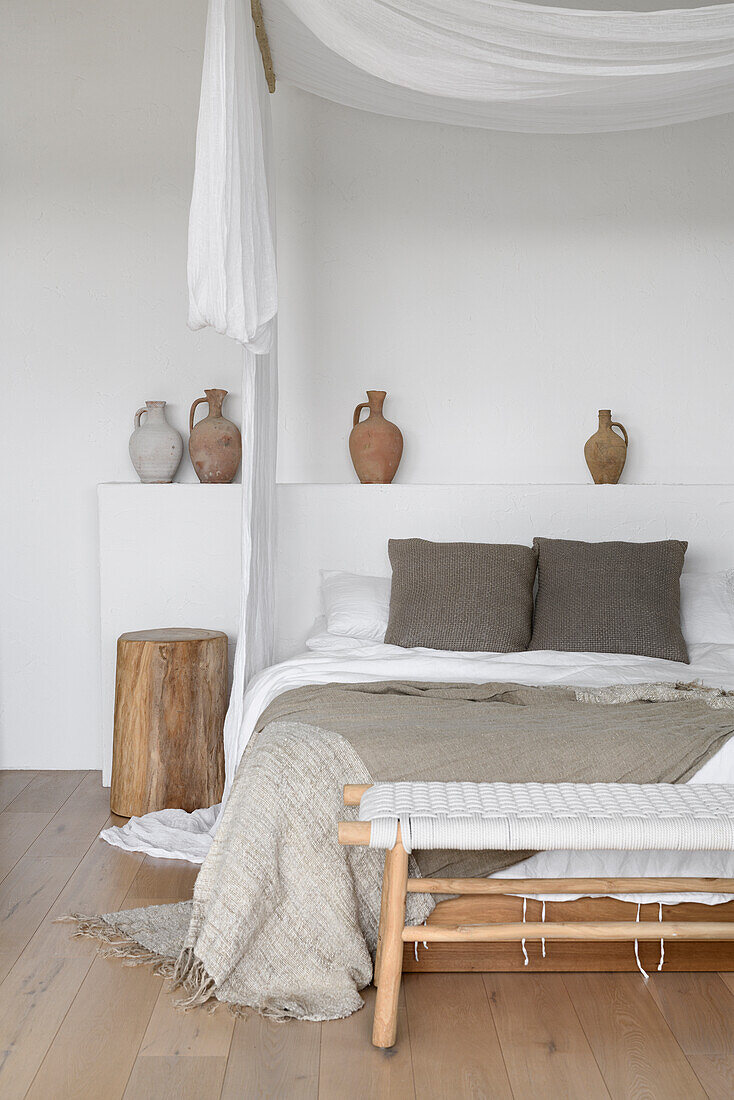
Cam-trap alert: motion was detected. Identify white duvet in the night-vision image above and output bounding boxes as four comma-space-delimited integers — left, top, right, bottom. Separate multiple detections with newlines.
101, 636, 734, 902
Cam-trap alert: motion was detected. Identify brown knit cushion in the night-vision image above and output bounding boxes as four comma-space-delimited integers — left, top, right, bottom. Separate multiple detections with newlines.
384, 538, 537, 652
529, 537, 689, 663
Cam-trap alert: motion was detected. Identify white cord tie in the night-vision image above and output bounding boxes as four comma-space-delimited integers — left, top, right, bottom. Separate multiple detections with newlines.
541, 899, 546, 958
414, 918, 429, 961
521, 897, 529, 966
634, 902, 649, 980
657, 902, 665, 971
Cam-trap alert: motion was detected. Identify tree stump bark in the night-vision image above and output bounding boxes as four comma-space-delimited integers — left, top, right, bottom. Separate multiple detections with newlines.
111, 628, 227, 817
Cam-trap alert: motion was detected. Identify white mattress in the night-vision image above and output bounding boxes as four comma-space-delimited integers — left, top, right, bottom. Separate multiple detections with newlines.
103, 637, 734, 902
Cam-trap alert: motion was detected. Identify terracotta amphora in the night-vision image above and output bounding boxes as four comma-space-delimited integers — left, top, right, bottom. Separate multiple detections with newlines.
189, 389, 242, 484
584, 409, 628, 484
349, 390, 403, 484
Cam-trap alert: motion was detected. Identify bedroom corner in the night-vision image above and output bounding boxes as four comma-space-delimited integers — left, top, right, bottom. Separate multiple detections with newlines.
3, 0, 734, 1097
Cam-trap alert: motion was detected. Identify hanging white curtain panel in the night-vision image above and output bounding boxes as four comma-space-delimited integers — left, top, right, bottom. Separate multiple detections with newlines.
102, 0, 278, 860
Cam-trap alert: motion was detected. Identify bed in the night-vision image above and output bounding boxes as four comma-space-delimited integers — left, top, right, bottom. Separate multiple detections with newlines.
234, 630, 734, 976
90, 618, 734, 1018
92, 496, 734, 1017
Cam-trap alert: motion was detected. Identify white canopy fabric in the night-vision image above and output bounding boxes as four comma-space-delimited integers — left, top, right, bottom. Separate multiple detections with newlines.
267, 0, 734, 134
100, 0, 734, 861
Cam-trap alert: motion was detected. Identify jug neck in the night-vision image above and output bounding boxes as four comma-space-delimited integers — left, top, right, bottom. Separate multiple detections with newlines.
366, 390, 387, 416
145, 401, 167, 422
598, 409, 612, 428
205, 388, 227, 417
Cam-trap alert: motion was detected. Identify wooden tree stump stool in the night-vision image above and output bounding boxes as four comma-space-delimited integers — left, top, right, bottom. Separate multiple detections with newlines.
111, 628, 227, 817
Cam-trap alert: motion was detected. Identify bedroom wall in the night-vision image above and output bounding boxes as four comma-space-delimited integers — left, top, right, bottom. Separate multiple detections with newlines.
3, 0, 734, 768
274, 91, 734, 485
2, 0, 242, 770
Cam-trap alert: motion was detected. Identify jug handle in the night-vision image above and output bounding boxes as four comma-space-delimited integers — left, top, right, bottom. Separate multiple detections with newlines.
134, 407, 147, 429
190, 396, 208, 433
353, 402, 369, 428
611, 421, 628, 446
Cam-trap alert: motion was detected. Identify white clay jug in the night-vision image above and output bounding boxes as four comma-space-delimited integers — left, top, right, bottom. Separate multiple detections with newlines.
129, 401, 183, 484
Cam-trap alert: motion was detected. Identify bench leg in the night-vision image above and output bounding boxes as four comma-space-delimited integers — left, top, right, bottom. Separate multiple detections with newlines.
373, 856, 391, 988
372, 832, 409, 1048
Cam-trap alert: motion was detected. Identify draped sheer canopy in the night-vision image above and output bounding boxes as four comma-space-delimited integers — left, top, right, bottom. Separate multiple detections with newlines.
189, 0, 734, 348
266, 0, 734, 134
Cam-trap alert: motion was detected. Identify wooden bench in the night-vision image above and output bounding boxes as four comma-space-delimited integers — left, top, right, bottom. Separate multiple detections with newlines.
338, 782, 734, 1048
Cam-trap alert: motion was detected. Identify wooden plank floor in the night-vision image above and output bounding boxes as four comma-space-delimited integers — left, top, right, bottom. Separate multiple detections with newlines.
1, 771, 734, 1099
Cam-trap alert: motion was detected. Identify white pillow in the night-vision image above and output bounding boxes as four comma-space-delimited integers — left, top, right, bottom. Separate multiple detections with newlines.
680, 571, 734, 644
321, 570, 391, 640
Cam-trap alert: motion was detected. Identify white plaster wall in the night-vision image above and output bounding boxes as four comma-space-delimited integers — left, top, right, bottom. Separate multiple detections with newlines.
3, 0, 734, 767
274, 91, 734, 485
1, 1, 242, 769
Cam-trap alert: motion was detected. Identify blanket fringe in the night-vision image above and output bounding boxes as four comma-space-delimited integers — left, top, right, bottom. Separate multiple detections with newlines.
170, 946, 217, 1008
58, 915, 218, 1010
58, 914, 357, 1022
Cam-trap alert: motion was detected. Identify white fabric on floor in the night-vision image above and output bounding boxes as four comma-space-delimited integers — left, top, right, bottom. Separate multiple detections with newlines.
265, 0, 734, 133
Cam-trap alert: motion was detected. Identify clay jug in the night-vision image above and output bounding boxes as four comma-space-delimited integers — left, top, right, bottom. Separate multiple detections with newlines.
349, 390, 403, 484
584, 409, 628, 485
128, 401, 183, 484
189, 389, 242, 484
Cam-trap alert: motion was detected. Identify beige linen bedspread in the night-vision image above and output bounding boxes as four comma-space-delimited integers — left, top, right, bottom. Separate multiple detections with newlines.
75, 681, 734, 1021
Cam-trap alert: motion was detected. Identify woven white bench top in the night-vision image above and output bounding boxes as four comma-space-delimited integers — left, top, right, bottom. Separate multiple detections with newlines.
357, 781, 734, 853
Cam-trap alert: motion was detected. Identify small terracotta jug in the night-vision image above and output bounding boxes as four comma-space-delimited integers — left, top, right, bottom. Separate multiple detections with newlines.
189, 389, 242, 484
349, 390, 403, 484
584, 409, 628, 484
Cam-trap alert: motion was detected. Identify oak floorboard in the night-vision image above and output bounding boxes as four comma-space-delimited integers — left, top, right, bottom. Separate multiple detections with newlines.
686, 1054, 734, 1099
484, 972, 611, 1099
126, 855, 199, 900
718, 970, 734, 997
319, 985, 414, 1100
5, 770, 87, 814
0, 811, 54, 882
27, 770, 110, 860
646, 972, 734, 1055
119, 894, 187, 909
0, 853, 79, 963
564, 972, 707, 1100
23, 827, 145, 958
123, 1055, 227, 1100
0, 954, 93, 1100
25, 954, 163, 1100
221, 1012, 321, 1099
0, 953, 17, 984
139, 983, 235, 1058
404, 972, 512, 1100
0, 771, 37, 813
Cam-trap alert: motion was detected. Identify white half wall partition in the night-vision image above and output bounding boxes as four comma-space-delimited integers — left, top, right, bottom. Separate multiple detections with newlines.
98, 484, 242, 785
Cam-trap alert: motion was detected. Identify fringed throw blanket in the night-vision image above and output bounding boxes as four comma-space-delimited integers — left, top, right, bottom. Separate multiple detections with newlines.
75, 681, 734, 1021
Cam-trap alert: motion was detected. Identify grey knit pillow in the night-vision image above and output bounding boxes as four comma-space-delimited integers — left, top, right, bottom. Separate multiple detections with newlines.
384, 539, 537, 652
529, 537, 689, 663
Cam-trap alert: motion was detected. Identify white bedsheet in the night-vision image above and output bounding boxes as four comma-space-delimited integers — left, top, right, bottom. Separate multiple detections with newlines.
101, 638, 734, 900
